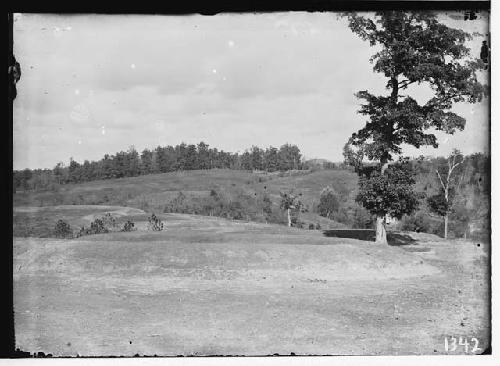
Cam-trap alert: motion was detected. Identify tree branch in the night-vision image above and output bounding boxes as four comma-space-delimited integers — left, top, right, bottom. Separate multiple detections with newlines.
449, 158, 462, 176
436, 169, 446, 191
398, 79, 417, 89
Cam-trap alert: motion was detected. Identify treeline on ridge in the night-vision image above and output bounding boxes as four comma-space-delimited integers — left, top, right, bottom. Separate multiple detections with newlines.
14, 142, 317, 191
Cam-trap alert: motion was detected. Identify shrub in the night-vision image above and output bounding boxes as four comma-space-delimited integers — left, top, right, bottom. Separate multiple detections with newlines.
147, 213, 164, 231
121, 220, 136, 232
293, 220, 304, 229
164, 192, 189, 213
315, 223, 321, 230
399, 212, 433, 233
54, 219, 73, 238
101, 213, 117, 229
224, 201, 245, 220
308, 223, 315, 230
75, 218, 109, 237
317, 186, 340, 219
90, 218, 108, 234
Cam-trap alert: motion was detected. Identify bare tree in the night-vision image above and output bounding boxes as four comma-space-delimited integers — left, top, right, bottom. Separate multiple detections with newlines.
429, 149, 464, 239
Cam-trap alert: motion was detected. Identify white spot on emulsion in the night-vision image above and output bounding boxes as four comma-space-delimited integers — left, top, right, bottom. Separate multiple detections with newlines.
228, 40, 235, 47
212, 69, 217, 74
74, 89, 80, 95
70, 104, 90, 122
131, 64, 136, 69
101, 126, 106, 135
78, 140, 82, 145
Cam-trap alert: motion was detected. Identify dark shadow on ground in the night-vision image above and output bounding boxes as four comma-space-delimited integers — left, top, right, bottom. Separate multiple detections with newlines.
322, 229, 417, 246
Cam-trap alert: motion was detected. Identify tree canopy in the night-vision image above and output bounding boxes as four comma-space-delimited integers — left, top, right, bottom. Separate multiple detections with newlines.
344, 11, 486, 164
356, 158, 421, 220
342, 11, 486, 244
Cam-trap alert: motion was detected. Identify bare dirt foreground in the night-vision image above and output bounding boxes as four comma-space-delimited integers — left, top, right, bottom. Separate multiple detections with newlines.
14, 212, 490, 356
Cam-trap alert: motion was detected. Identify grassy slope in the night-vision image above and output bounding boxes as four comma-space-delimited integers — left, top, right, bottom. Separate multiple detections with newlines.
13, 205, 146, 238
12, 174, 490, 355
13, 169, 359, 229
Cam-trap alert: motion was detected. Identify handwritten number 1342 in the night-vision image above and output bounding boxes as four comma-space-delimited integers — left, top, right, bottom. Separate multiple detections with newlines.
444, 336, 481, 353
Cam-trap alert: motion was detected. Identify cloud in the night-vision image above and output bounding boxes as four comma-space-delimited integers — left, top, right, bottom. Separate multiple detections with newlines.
12, 13, 490, 169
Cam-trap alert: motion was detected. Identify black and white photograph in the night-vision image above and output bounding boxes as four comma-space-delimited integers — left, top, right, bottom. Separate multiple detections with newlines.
8, 1, 492, 358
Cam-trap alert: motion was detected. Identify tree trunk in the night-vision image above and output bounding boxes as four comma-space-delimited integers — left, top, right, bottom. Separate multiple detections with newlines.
287, 208, 292, 227
375, 154, 390, 244
373, 73, 397, 245
444, 215, 448, 239
375, 216, 387, 244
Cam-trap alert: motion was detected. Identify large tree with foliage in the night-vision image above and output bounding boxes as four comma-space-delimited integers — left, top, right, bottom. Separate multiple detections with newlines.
343, 11, 486, 244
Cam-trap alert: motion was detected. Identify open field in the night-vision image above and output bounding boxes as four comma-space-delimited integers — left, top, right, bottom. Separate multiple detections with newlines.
13, 169, 358, 229
13, 205, 490, 356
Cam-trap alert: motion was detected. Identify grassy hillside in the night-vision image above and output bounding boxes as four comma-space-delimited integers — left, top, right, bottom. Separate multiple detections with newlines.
14, 169, 360, 230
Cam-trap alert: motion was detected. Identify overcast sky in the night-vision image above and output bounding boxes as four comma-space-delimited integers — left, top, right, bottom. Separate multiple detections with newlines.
13, 12, 489, 170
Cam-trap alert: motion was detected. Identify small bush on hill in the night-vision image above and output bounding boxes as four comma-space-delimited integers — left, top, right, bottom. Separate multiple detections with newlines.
90, 218, 108, 234
121, 220, 136, 232
164, 192, 189, 213
147, 213, 164, 231
101, 213, 117, 229
292, 219, 305, 229
317, 186, 340, 219
54, 220, 73, 238
76, 218, 109, 237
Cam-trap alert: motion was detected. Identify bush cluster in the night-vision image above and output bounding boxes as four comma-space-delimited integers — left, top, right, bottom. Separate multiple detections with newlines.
398, 212, 434, 233
164, 189, 281, 223
101, 213, 117, 229
122, 220, 136, 232
76, 218, 109, 237
53, 219, 73, 238
147, 213, 164, 231
74, 213, 137, 237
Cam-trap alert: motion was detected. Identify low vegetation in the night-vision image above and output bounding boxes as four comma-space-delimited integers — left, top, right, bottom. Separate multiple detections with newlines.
13, 151, 489, 241
122, 220, 136, 232
76, 218, 109, 237
53, 219, 73, 239
147, 213, 164, 231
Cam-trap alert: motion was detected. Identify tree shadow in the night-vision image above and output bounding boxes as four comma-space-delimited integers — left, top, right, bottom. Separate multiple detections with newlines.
387, 232, 417, 246
322, 229, 417, 246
